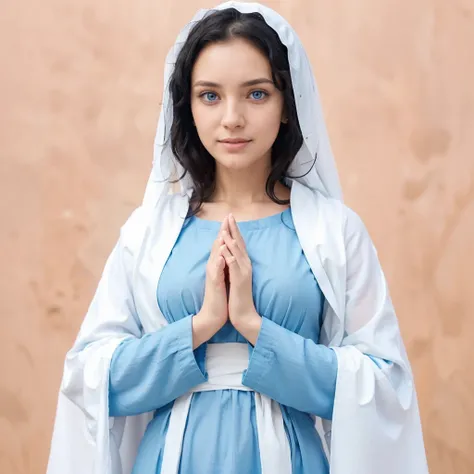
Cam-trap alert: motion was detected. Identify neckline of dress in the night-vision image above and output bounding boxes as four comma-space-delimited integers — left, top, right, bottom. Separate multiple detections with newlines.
190, 207, 292, 231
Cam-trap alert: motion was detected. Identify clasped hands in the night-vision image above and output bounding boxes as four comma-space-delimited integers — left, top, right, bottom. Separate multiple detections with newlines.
194, 214, 262, 347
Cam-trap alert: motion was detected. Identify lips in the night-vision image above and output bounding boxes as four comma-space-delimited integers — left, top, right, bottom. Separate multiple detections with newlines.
218, 138, 252, 152
219, 138, 251, 144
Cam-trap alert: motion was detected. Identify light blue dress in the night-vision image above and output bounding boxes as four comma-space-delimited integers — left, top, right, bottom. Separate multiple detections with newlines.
109, 208, 338, 473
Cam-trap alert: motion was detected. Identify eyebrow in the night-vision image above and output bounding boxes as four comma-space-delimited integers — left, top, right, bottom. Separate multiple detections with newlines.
192, 78, 274, 88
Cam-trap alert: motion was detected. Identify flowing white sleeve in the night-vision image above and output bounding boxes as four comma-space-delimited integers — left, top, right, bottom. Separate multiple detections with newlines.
47, 207, 150, 474
328, 208, 429, 474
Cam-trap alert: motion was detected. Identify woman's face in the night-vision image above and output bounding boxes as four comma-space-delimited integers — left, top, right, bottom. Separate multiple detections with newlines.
190, 38, 285, 172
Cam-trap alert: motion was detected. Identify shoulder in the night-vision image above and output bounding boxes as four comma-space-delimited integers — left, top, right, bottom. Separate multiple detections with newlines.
308, 189, 362, 226
120, 205, 151, 238
115, 206, 151, 259
119, 193, 187, 251
309, 191, 382, 292
310, 189, 372, 248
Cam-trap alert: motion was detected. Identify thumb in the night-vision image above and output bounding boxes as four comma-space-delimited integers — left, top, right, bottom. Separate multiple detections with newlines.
216, 254, 225, 271
215, 255, 227, 284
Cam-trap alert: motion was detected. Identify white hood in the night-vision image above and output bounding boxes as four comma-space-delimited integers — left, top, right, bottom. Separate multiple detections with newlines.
143, 1, 343, 207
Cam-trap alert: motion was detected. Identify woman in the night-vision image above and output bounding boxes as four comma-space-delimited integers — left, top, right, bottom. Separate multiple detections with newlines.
47, 2, 429, 474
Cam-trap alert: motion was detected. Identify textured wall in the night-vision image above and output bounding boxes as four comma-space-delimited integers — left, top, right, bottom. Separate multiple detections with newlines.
1, 1, 473, 472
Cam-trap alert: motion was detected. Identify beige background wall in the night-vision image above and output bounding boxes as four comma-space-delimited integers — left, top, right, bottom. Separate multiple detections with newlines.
1, 1, 473, 472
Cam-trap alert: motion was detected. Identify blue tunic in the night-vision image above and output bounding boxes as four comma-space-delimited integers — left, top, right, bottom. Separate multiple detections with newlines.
109, 208, 338, 473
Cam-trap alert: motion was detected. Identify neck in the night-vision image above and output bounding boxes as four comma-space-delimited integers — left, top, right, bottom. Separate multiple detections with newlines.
212, 162, 271, 207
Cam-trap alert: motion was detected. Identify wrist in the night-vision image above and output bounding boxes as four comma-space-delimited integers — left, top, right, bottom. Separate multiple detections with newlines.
192, 311, 224, 349
233, 312, 262, 345
196, 308, 226, 330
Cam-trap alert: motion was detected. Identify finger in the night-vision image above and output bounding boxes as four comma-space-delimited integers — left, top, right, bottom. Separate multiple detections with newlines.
210, 254, 226, 288
221, 216, 231, 236
216, 255, 226, 280
220, 216, 228, 230
210, 246, 225, 271
221, 243, 238, 268
210, 234, 224, 256
211, 217, 229, 253
216, 252, 225, 269
228, 214, 246, 252
222, 230, 246, 267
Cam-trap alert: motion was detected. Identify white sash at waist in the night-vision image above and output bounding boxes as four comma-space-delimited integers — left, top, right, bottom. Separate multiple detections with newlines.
160, 343, 292, 474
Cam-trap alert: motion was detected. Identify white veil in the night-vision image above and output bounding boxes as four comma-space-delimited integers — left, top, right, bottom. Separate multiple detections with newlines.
142, 1, 343, 207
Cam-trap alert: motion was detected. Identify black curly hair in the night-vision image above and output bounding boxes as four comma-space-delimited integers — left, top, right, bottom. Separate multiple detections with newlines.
169, 8, 306, 216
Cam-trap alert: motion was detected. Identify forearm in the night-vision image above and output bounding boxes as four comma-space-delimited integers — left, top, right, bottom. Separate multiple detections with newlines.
109, 315, 209, 416
242, 317, 338, 420
232, 311, 262, 346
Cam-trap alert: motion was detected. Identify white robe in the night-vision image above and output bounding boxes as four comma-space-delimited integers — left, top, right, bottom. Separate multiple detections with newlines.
47, 181, 429, 474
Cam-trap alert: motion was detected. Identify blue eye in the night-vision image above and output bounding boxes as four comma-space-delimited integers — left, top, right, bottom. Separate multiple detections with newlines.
250, 90, 267, 100
202, 92, 218, 102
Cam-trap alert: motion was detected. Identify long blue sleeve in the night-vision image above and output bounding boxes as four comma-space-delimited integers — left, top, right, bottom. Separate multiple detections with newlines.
108, 315, 207, 417
242, 317, 338, 420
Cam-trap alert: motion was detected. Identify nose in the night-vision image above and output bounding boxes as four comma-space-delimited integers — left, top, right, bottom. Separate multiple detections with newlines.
221, 99, 245, 130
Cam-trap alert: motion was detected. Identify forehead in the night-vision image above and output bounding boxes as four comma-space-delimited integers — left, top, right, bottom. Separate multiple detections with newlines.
191, 38, 272, 84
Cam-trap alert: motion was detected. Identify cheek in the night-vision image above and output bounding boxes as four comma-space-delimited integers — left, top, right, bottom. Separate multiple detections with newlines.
253, 104, 283, 142
191, 104, 217, 142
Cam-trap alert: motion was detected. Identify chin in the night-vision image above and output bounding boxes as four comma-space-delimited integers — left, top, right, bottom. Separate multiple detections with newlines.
215, 153, 261, 171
